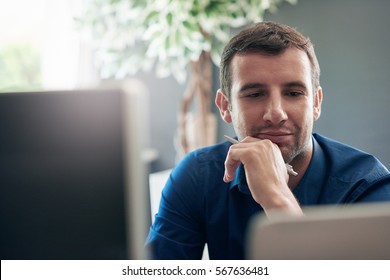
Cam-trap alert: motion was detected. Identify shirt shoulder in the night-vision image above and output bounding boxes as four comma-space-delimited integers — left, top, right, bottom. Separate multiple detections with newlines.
313, 133, 390, 202
190, 140, 231, 164
314, 133, 389, 181
173, 141, 230, 177
167, 140, 231, 197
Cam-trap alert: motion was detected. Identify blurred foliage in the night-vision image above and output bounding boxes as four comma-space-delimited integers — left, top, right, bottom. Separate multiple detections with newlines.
0, 43, 42, 92
78, 0, 296, 83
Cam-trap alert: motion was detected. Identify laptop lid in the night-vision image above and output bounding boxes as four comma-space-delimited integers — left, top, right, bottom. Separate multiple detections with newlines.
246, 203, 390, 260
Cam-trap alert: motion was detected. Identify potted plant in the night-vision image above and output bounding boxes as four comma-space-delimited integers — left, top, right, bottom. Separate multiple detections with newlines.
80, 0, 296, 158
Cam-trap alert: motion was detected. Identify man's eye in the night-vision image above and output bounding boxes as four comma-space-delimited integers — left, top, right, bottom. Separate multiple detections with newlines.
246, 92, 264, 98
286, 91, 302, 97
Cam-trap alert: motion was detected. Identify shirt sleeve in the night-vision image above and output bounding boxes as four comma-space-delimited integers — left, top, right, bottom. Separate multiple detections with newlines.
145, 152, 206, 260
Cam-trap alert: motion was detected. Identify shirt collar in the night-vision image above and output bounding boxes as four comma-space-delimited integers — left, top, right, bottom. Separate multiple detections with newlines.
229, 135, 327, 204
293, 135, 327, 205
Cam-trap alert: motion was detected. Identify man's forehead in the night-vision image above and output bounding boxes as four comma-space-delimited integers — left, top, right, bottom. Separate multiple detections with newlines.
231, 49, 310, 78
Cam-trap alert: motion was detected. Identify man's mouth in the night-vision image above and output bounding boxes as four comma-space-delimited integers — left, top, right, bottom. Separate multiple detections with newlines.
256, 131, 293, 144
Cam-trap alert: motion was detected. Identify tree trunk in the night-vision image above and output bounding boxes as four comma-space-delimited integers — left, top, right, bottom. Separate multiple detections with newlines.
177, 50, 216, 160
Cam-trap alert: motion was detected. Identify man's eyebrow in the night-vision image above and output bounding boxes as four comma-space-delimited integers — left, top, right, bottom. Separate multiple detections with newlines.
239, 81, 308, 92
239, 83, 267, 92
283, 81, 308, 89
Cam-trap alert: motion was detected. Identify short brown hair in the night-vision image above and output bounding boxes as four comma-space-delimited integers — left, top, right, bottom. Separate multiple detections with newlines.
219, 21, 320, 99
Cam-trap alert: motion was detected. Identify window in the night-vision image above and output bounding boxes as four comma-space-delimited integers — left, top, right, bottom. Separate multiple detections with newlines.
0, 0, 98, 92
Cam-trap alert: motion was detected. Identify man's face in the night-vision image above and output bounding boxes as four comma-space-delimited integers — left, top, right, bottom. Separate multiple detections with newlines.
217, 47, 322, 164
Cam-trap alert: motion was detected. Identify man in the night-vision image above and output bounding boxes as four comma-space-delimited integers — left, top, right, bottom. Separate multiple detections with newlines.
146, 21, 390, 259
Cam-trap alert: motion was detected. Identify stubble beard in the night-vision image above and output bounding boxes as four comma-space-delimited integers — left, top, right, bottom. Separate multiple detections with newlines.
278, 132, 311, 165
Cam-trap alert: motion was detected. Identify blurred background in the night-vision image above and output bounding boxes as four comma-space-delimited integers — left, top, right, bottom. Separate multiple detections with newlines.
1, 0, 389, 172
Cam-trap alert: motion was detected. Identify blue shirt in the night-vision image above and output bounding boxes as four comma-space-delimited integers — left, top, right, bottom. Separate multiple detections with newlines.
146, 134, 390, 259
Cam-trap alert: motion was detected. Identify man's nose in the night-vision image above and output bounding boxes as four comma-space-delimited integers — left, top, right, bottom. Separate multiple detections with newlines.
263, 96, 288, 126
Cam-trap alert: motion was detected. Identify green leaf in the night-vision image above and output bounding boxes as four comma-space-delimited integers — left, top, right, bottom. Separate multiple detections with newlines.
167, 12, 173, 25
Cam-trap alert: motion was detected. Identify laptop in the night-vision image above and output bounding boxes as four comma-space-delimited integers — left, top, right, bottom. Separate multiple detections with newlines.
0, 80, 151, 260
246, 203, 390, 259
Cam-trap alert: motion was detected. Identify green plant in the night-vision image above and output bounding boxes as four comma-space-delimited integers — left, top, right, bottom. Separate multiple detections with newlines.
80, 0, 296, 83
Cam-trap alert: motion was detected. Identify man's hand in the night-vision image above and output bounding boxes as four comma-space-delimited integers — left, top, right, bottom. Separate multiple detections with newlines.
224, 136, 303, 216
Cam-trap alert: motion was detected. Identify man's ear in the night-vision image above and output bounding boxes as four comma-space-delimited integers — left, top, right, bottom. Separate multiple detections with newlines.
313, 86, 323, 121
215, 89, 232, 123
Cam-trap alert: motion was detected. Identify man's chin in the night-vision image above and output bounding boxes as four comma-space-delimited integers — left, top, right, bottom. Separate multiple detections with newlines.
279, 146, 297, 163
